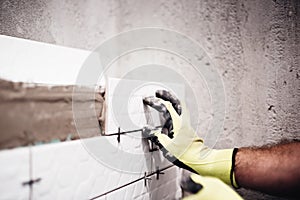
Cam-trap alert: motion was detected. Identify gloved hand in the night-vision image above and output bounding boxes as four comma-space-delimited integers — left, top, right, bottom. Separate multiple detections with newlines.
143, 90, 239, 187
181, 174, 243, 200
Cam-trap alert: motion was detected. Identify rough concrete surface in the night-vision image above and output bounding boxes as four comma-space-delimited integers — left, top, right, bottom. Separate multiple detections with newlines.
0, 0, 299, 199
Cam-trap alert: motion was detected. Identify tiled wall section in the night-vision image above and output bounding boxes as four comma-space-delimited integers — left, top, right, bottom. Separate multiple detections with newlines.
0, 35, 182, 200
0, 137, 181, 200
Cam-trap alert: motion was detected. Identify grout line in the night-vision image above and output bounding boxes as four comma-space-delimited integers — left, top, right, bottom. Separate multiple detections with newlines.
22, 144, 41, 199
104, 125, 162, 137
89, 165, 174, 200
29, 145, 33, 200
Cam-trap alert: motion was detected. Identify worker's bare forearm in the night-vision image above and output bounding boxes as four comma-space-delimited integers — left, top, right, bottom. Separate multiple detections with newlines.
234, 142, 300, 197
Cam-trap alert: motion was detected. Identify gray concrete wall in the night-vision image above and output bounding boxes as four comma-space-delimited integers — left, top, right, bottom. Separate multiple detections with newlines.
1, 0, 299, 199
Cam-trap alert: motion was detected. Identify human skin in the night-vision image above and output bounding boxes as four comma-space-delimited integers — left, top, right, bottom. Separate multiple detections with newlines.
234, 141, 300, 198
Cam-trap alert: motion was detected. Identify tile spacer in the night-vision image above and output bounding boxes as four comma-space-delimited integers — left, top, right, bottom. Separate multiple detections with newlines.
22, 177, 41, 186
155, 166, 164, 180
144, 172, 151, 187
117, 127, 121, 143
149, 140, 158, 152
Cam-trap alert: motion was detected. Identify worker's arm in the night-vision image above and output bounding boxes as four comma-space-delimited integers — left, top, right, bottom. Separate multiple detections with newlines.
143, 90, 300, 198
235, 142, 300, 197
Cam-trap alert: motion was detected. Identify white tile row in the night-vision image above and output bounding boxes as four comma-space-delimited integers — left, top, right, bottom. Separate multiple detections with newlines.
0, 137, 181, 200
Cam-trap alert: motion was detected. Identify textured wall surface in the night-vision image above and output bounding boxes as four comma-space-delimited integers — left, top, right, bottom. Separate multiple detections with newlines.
0, 0, 299, 199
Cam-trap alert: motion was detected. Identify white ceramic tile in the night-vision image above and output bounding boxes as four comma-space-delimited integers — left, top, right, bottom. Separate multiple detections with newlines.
0, 35, 93, 85
106, 77, 185, 134
30, 138, 144, 200
0, 147, 30, 200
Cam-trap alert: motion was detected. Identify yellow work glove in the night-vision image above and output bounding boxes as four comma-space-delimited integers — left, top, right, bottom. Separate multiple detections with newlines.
143, 90, 239, 187
181, 174, 243, 200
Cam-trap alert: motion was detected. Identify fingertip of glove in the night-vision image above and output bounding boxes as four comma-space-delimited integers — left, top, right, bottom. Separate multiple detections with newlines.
181, 175, 203, 194
155, 90, 164, 98
168, 131, 174, 139
142, 96, 154, 105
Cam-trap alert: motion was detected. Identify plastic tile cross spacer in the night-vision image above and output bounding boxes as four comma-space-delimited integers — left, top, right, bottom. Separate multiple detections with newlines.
22, 178, 41, 186
149, 140, 158, 152
144, 172, 151, 187
117, 127, 121, 143
155, 167, 164, 180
